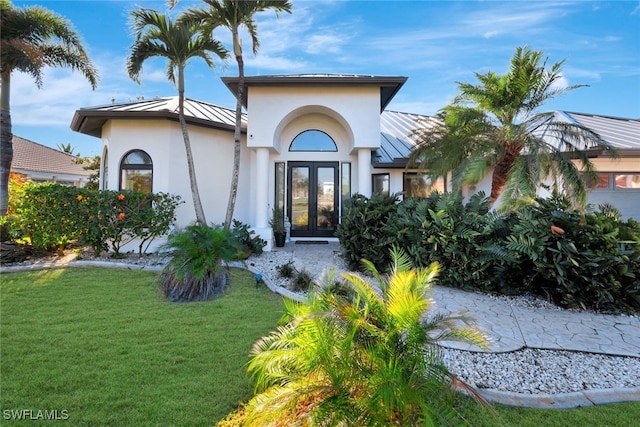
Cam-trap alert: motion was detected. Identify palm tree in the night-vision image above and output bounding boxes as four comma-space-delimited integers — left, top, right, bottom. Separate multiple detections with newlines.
127, 8, 228, 225
177, 0, 292, 228
234, 248, 489, 425
409, 46, 614, 210
0, 0, 98, 215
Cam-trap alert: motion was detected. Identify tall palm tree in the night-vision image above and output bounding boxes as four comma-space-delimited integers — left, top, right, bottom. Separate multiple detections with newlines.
409, 46, 614, 210
127, 8, 228, 225
0, 0, 98, 215
177, 0, 292, 228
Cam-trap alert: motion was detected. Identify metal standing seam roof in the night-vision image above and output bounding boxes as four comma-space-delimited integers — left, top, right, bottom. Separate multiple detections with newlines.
375, 110, 443, 167
560, 112, 640, 152
11, 135, 90, 177
70, 96, 246, 138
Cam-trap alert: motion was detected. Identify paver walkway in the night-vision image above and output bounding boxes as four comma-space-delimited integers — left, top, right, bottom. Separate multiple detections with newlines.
268, 241, 640, 358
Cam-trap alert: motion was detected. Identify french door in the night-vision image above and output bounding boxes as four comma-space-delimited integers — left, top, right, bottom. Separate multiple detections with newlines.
287, 162, 339, 237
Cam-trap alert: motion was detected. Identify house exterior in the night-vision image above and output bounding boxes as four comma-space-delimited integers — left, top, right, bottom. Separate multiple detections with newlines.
70, 74, 639, 250
11, 135, 90, 187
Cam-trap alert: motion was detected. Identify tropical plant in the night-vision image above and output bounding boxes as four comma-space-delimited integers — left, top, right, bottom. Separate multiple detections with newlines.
268, 205, 285, 234
160, 223, 240, 302
336, 192, 400, 270
233, 248, 489, 426
176, 0, 292, 228
231, 219, 266, 258
0, 0, 98, 215
409, 46, 615, 210
127, 8, 228, 225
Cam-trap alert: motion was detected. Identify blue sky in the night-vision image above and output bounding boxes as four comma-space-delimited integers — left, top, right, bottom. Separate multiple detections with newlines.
9, 0, 640, 156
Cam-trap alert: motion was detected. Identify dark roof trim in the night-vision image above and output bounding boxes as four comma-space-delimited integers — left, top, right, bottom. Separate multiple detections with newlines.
221, 74, 408, 112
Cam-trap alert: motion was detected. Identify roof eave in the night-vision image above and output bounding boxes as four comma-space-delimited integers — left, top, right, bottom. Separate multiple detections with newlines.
71, 109, 243, 138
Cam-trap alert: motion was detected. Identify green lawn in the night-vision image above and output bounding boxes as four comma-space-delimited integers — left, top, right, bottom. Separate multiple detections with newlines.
1, 267, 284, 426
1, 267, 638, 426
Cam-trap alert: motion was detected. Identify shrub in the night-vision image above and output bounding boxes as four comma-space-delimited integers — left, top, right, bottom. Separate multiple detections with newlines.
290, 269, 314, 292
160, 223, 240, 302
336, 193, 399, 270
233, 248, 489, 425
11, 183, 181, 256
231, 220, 266, 259
337, 192, 640, 313
275, 260, 296, 278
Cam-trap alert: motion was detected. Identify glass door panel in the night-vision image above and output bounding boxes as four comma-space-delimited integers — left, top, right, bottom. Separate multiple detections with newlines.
291, 166, 310, 232
316, 167, 336, 231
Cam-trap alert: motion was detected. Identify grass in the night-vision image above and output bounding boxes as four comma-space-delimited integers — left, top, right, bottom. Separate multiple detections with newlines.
1, 266, 639, 426
1, 267, 283, 426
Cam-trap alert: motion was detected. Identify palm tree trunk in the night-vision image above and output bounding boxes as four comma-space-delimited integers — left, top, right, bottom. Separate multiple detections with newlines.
0, 71, 13, 216
178, 70, 207, 225
224, 37, 244, 230
489, 149, 520, 204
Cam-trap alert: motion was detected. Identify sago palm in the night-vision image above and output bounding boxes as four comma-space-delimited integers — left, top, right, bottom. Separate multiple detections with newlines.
409, 46, 614, 210
234, 248, 488, 426
127, 8, 228, 225
0, 0, 98, 215
177, 0, 292, 228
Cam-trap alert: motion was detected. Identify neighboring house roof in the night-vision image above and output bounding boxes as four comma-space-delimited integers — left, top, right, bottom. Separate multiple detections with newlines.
71, 96, 246, 138
221, 74, 407, 112
11, 135, 89, 177
557, 111, 640, 155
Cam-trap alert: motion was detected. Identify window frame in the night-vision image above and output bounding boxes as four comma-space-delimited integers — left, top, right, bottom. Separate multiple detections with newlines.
119, 149, 153, 193
289, 129, 338, 152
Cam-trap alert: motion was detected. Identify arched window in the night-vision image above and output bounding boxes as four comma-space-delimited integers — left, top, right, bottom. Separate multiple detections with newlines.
120, 150, 152, 193
102, 148, 109, 190
289, 130, 337, 152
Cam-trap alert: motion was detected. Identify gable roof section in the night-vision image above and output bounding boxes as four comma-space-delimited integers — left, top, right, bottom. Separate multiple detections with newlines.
222, 74, 407, 112
71, 96, 246, 138
12, 135, 89, 177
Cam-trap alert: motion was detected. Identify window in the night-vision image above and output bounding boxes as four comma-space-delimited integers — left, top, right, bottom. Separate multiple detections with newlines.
586, 172, 640, 191
102, 148, 109, 190
341, 163, 351, 218
403, 173, 445, 198
614, 174, 640, 189
275, 162, 285, 211
120, 150, 152, 193
372, 174, 390, 196
289, 130, 337, 152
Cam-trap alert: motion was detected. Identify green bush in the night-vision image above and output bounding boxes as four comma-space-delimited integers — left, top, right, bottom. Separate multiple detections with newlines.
231, 219, 266, 258
337, 192, 640, 313
160, 223, 240, 302
336, 193, 400, 270
12, 183, 181, 255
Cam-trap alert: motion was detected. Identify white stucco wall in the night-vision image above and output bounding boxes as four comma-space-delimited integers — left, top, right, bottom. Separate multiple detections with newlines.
100, 119, 251, 229
247, 86, 381, 152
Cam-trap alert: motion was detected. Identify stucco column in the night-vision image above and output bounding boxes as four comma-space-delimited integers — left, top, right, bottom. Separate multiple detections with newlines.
255, 147, 269, 229
358, 148, 372, 197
